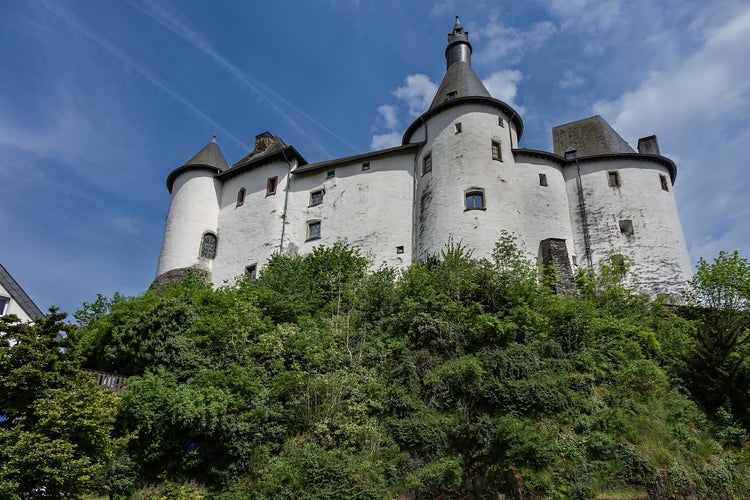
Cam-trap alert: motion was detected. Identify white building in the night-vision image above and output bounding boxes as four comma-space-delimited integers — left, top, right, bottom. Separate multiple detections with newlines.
155, 18, 692, 298
0, 264, 44, 322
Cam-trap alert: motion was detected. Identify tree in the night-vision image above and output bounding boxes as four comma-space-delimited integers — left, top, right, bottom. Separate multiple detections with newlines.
0, 310, 120, 498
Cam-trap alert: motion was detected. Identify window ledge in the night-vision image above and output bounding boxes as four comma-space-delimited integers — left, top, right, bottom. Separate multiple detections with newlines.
306, 236, 321, 242
464, 207, 487, 212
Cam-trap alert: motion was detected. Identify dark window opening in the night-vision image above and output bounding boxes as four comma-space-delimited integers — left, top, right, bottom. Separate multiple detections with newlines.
200, 232, 217, 259
422, 154, 432, 175
465, 190, 485, 210
362, 162, 370, 171
608, 171, 620, 188
660, 174, 669, 191
266, 176, 278, 196
310, 189, 324, 206
245, 263, 257, 281
396, 245, 404, 254
326, 170, 335, 179
492, 141, 501, 161
447, 90, 458, 100
539, 173, 548, 186
307, 221, 321, 240
454, 122, 462, 134
499, 117, 505, 127
619, 219, 635, 240
0, 296, 9, 315
236, 187, 246, 207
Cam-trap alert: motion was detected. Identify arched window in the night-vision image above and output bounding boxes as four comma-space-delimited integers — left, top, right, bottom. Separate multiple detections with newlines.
200, 232, 217, 259
465, 189, 485, 211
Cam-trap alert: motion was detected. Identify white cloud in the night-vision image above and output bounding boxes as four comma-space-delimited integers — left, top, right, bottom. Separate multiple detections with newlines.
482, 70, 526, 114
559, 70, 585, 89
472, 19, 556, 66
430, 0, 456, 19
393, 74, 438, 118
370, 132, 401, 150
111, 212, 142, 235
377, 104, 400, 130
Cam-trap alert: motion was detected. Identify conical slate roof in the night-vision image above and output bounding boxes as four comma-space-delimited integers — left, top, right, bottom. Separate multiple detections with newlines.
182, 136, 229, 171
429, 61, 491, 109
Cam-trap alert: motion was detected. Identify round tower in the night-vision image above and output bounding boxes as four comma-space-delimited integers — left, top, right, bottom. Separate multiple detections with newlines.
155, 137, 227, 284
404, 17, 527, 260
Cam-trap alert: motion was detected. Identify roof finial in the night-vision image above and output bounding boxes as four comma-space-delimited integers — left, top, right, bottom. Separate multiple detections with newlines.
453, 16, 463, 32
211, 134, 217, 143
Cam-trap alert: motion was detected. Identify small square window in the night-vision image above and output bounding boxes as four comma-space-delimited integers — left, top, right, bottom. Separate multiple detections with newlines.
422, 154, 432, 175
266, 176, 278, 196
307, 221, 321, 240
236, 187, 246, 207
619, 219, 635, 240
465, 190, 485, 210
396, 245, 404, 254
660, 174, 669, 192
608, 171, 620, 188
326, 170, 335, 179
310, 189, 324, 206
454, 122, 462, 134
539, 173, 548, 186
245, 263, 257, 281
362, 162, 370, 171
491, 141, 501, 161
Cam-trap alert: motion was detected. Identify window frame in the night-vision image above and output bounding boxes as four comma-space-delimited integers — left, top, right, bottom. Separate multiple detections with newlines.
306, 220, 321, 241
245, 263, 258, 281
491, 141, 502, 161
326, 170, 335, 179
454, 122, 462, 134
266, 176, 278, 196
236, 187, 246, 207
362, 162, 370, 171
309, 189, 324, 206
200, 232, 217, 259
396, 245, 405, 254
0, 296, 9, 315
539, 173, 548, 186
422, 153, 432, 176
464, 189, 486, 211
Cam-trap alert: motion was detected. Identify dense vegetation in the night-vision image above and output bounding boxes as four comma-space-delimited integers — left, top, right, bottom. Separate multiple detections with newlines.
2, 239, 750, 498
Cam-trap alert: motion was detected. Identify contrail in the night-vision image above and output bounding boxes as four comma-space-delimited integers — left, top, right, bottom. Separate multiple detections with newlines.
126, 0, 360, 156
38, 0, 249, 152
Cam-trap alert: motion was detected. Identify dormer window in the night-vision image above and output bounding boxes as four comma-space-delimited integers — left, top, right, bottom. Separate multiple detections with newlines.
447, 91, 458, 100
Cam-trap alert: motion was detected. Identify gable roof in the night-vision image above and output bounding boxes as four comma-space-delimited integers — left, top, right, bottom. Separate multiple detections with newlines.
0, 264, 45, 319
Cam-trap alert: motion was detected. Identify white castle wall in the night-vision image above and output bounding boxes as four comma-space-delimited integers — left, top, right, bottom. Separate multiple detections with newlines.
211, 160, 294, 285
156, 170, 221, 277
285, 154, 415, 270
412, 104, 524, 260
564, 159, 692, 295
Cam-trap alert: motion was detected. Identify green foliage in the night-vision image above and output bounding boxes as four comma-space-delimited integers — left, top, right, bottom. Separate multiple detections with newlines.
70, 241, 750, 498
0, 310, 120, 498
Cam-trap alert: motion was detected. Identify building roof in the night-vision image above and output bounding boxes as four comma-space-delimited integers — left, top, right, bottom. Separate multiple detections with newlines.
166, 137, 230, 192
218, 132, 308, 180
294, 142, 423, 175
0, 264, 45, 319
552, 115, 636, 156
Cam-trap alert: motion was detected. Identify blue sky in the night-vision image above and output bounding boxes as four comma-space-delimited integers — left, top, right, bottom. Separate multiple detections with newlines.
1, 0, 749, 315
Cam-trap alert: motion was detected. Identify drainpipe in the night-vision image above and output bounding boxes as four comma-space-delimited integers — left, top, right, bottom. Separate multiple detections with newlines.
280, 149, 293, 254
411, 116, 428, 260
566, 148, 593, 270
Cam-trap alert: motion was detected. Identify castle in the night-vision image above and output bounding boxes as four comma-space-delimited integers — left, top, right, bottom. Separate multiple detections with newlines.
155, 18, 692, 297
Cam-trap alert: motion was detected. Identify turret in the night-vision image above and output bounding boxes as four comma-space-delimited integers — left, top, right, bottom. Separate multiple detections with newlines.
154, 137, 227, 285
445, 17, 472, 68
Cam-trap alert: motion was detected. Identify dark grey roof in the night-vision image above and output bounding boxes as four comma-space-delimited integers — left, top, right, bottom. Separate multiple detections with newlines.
0, 264, 45, 319
552, 115, 636, 156
429, 61, 491, 109
294, 142, 423, 175
166, 137, 230, 192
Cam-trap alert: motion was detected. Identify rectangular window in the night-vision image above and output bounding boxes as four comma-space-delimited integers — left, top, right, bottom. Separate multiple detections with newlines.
499, 117, 505, 127
310, 189, 324, 206
396, 245, 404, 254
0, 296, 9, 315
422, 154, 432, 175
266, 176, 278, 196
307, 220, 321, 240
245, 263, 257, 281
465, 190, 485, 210
326, 170, 335, 179
539, 173, 548, 186
491, 141, 501, 161
660, 174, 669, 191
608, 171, 620, 188
454, 122, 462, 134
362, 162, 370, 171
236, 187, 246, 207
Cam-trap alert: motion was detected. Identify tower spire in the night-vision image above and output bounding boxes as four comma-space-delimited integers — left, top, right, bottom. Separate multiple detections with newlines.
446, 16, 472, 69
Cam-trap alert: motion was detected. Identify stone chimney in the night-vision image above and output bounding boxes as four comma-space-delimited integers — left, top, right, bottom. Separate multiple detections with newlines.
637, 135, 660, 155
254, 131, 275, 154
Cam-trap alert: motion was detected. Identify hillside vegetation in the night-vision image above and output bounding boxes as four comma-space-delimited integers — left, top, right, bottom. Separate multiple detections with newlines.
2, 239, 750, 498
